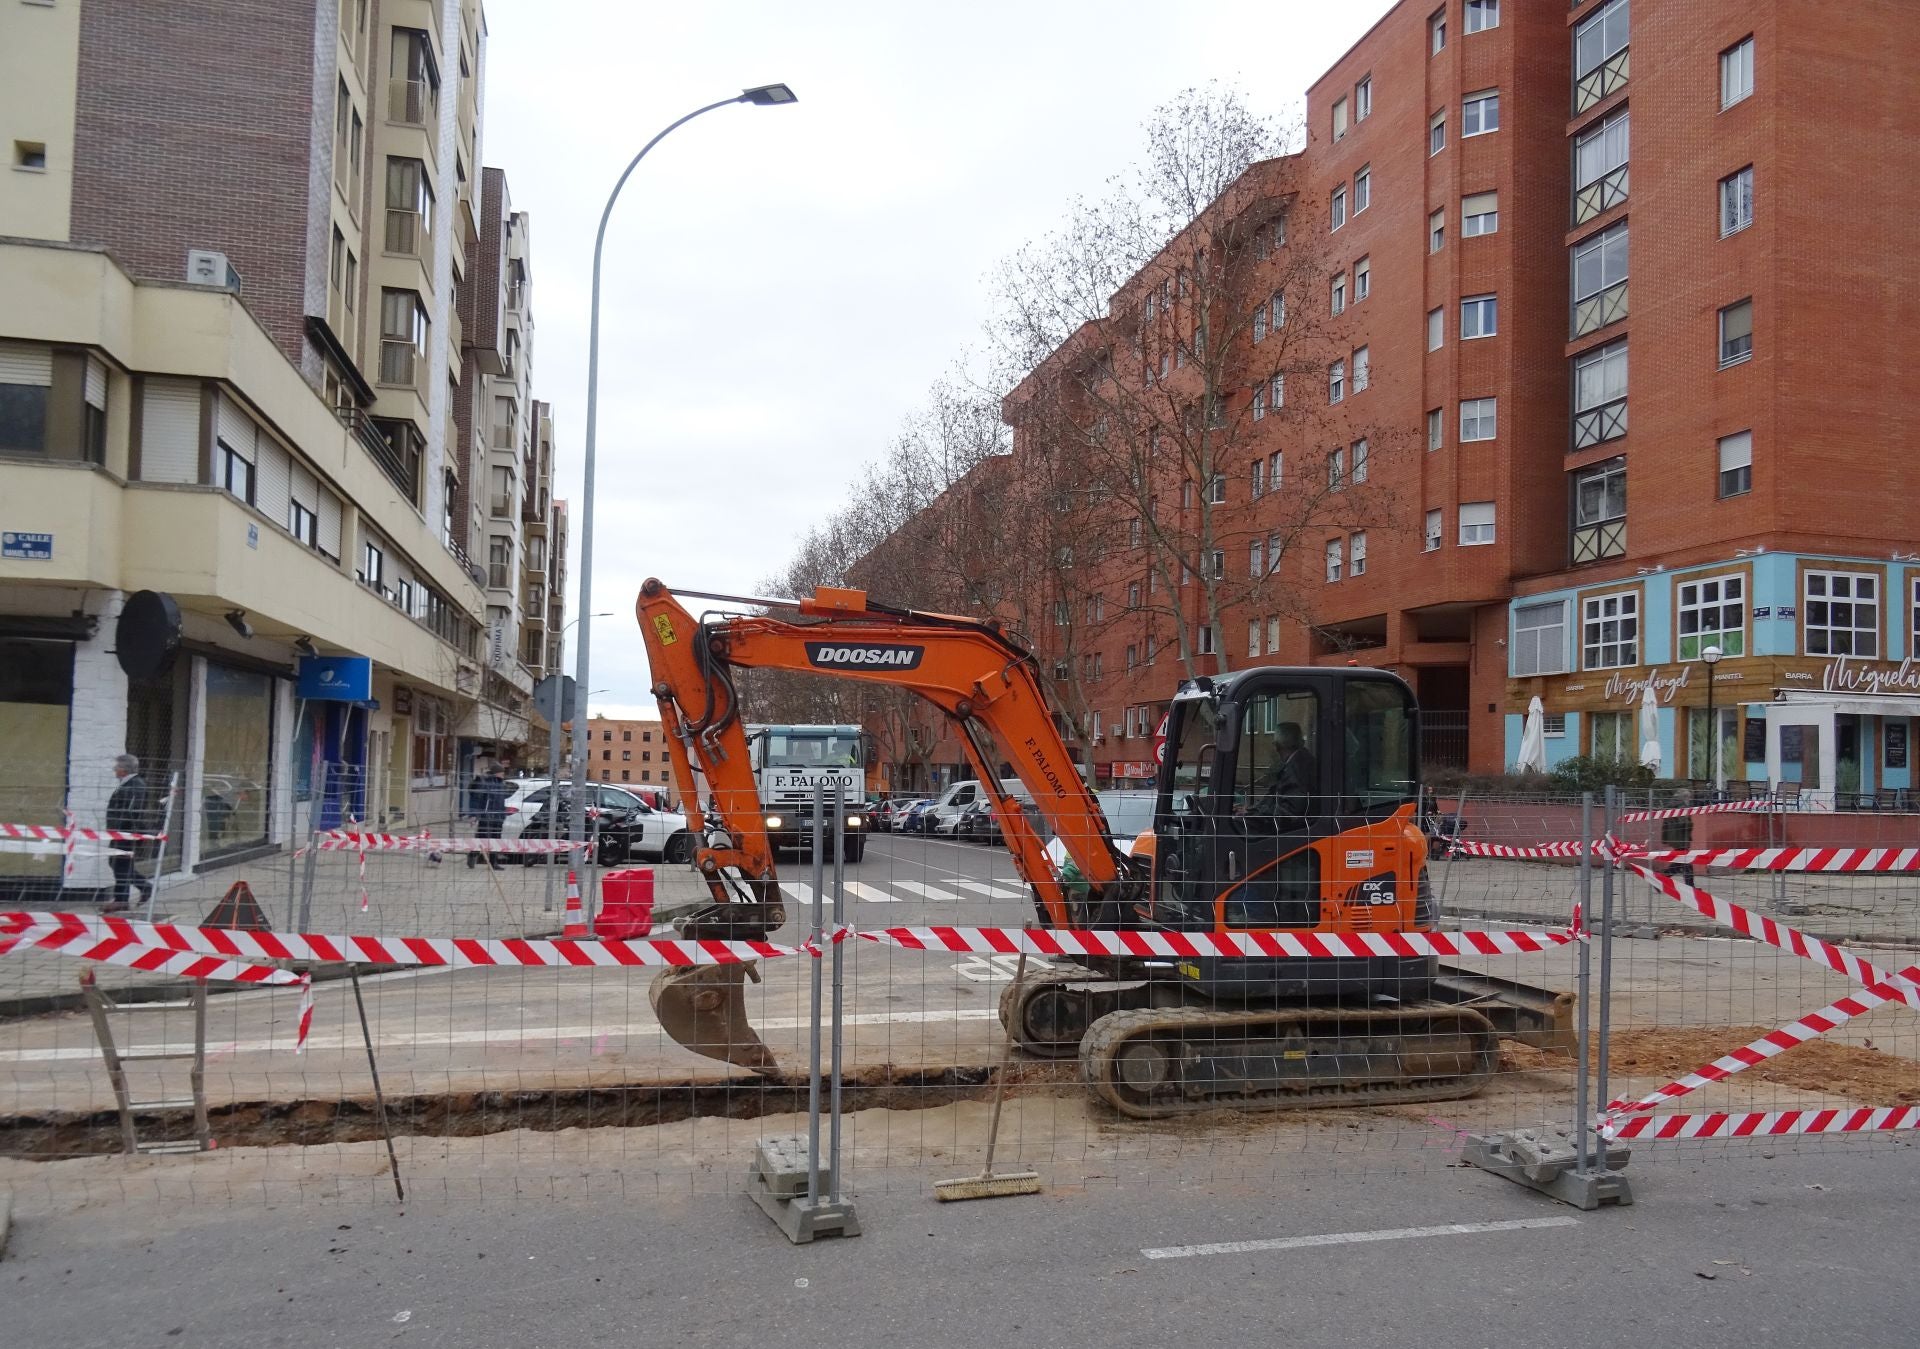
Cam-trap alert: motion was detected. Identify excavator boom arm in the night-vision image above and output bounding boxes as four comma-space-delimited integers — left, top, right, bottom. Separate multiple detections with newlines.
638, 578, 1125, 930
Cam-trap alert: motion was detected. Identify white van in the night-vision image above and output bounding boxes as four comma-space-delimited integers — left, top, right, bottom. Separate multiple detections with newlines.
923, 778, 1031, 836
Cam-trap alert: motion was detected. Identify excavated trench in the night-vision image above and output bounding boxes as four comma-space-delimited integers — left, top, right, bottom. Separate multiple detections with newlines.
1, 1064, 1092, 1160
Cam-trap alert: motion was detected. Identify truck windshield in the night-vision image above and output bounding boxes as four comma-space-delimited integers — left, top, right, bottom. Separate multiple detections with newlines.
763, 734, 862, 767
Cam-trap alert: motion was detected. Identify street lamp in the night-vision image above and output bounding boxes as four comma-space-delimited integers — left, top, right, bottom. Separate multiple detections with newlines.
1701, 643, 1724, 795
568, 84, 798, 866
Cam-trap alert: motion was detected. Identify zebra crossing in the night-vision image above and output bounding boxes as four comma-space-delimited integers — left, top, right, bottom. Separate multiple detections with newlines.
776, 875, 1031, 906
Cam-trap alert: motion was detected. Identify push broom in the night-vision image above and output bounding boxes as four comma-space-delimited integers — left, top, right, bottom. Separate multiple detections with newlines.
934, 945, 1042, 1201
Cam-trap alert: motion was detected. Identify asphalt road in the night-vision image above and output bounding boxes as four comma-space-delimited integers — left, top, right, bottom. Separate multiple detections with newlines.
822, 827, 1042, 932
5, 1142, 1914, 1348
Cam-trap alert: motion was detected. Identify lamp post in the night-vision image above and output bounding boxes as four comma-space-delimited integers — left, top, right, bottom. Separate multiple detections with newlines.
541, 614, 609, 912
568, 83, 798, 869
1701, 643, 1724, 795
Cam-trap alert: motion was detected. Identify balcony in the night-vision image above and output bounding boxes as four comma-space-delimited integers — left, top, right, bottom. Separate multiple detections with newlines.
489, 493, 513, 519
1572, 396, 1628, 451
1574, 46, 1628, 116
1571, 280, 1627, 338
389, 78, 432, 126
337, 406, 420, 505
384, 208, 430, 261
1572, 517, 1626, 564
1573, 163, 1628, 226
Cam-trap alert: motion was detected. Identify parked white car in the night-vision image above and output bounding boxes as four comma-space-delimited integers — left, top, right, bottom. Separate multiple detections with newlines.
925, 778, 1031, 836
506, 781, 693, 865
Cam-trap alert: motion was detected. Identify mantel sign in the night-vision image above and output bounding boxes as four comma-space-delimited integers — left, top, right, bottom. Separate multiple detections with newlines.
2, 531, 52, 560
297, 655, 373, 702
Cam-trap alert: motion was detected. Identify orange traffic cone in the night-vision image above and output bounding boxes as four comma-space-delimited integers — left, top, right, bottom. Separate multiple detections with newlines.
563, 870, 587, 938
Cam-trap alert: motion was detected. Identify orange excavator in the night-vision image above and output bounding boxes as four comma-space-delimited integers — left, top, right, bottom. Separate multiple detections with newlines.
638, 579, 1572, 1116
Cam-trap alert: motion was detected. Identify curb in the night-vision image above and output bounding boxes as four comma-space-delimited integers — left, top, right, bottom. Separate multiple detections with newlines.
1438, 903, 1907, 947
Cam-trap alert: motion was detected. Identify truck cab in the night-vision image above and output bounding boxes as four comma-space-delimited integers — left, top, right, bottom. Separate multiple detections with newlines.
748, 724, 870, 861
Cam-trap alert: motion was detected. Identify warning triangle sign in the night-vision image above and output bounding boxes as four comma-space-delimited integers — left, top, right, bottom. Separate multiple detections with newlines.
203, 879, 273, 932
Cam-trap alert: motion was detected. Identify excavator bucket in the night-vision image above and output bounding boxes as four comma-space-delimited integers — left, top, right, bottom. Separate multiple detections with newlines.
649, 962, 778, 1075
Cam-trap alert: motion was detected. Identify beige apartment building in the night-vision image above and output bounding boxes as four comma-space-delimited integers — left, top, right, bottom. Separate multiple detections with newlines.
0, 0, 564, 899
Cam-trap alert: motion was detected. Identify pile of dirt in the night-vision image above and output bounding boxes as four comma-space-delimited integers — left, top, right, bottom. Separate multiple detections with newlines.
1507, 1027, 1919, 1105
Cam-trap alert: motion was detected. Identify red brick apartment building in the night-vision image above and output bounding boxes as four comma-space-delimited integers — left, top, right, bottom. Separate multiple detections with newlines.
857, 0, 1920, 803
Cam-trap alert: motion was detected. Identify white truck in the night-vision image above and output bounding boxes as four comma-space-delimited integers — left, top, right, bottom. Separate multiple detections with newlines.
747, 723, 870, 861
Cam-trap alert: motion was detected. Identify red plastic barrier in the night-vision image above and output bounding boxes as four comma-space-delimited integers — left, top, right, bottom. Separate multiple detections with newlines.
595, 867, 657, 939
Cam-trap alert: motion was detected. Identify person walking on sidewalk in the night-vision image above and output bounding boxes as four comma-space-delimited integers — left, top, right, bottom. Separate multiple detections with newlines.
466, 756, 509, 870
104, 754, 157, 911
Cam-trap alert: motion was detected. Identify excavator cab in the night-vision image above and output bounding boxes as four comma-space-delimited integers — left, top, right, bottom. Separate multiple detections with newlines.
1148, 668, 1434, 1002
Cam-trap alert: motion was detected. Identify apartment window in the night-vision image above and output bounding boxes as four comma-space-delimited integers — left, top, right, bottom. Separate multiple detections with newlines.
1544, 714, 1568, 738
1429, 111, 1446, 155
1196, 624, 1217, 656
1461, 294, 1497, 339
1427, 408, 1443, 451
1209, 473, 1227, 505
1427, 308, 1444, 351
1127, 582, 1141, 610
1330, 271, 1347, 315
1180, 480, 1194, 510
389, 27, 440, 125
492, 396, 516, 450
330, 226, 347, 293
379, 288, 427, 385
1268, 449, 1283, 484
1251, 458, 1265, 496
1328, 447, 1345, 491
1572, 338, 1629, 449
343, 248, 357, 310
395, 578, 414, 617
1462, 191, 1497, 236
384, 157, 434, 255
1571, 457, 1627, 563
1573, 109, 1631, 223
1582, 591, 1639, 669
1127, 645, 1139, 673
1351, 437, 1370, 482
1424, 509, 1443, 553
1462, 90, 1500, 136
1325, 538, 1344, 582
1575, 0, 1630, 81
1572, 222, 1630, 335
1461, 398, 1498, 443
289, 499, 318, 548
1459, 501, 1496, 546
1513, 601, 1568, 677
1266, 616, 1281, 654
1718, 299, 1753, 367
1350, 531, 1368, 576
1251, 383, 1267, 421
621, 750, 631, 762
1354, 255, 1370, 300
1806, 572, 1880, 658
1355, 76, 1372, 121
1330, 184, 1347, 230
1429, 208, 1445, 252
1208, 549, 1225, 579
1332, 97, 1349, 141
1351, 347, 1370, 393
1720, 166, 1754, 236
1250, 538, 1265, 577
217, 439, 255, 504
1247, 621, 1262, 660
487, 537, 510, 589
1053, 600, 1068, 626
1430, 9, 1446, 54
490, 465, 514, 519
1354, 165, 1371, 213
1717, 430, 1752, 497
1129, 516, 1143, 548
1267, 291, 1285, 332
1328, 359, 1345, 404
1721, 36, 1755, 110
1678, 574, 1746, 660
1465, 0, 1498, 33
361, 539, 385, 590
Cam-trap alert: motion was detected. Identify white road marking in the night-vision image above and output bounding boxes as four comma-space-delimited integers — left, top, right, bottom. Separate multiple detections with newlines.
0, 1007, 999, 1062
845, 882, 900, 903
949, 879, 1030, 900
1140, 1216, 1580, 1261
891, 879, 967, 902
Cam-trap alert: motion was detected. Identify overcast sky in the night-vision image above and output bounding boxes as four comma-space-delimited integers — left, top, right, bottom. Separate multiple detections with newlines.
479, 0, 1395, 719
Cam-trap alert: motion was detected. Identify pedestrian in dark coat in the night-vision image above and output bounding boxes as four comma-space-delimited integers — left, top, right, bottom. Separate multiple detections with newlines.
104, 753, 156, 909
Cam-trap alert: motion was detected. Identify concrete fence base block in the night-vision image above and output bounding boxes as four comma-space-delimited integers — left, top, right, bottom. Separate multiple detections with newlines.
1461, 1125, 1634, 1211
747, 1135, 861, 1244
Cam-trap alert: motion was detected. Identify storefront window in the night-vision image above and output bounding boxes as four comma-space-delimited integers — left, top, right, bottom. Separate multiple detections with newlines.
201, 663, 273, 856
0, 639, 73, 883
411, 694, 452, 787
1590, 710, 1632, 762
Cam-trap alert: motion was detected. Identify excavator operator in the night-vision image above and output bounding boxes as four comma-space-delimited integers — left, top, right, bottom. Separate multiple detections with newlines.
1251, 720, 1318, 825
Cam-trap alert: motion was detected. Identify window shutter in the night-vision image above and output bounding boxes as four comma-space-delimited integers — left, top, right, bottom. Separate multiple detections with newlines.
140, 378, 201, 483
0, 341, 53, 386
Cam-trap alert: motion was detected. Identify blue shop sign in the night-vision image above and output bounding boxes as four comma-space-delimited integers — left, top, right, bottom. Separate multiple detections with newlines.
297, 655, 373, 702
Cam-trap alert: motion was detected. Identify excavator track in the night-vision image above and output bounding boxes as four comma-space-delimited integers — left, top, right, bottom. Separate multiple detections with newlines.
1080, 1003, 1498, 1119
998, 965, 1155, 1058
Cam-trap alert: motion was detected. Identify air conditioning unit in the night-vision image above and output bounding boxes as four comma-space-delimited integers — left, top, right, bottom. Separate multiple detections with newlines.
185, 249, 242, 292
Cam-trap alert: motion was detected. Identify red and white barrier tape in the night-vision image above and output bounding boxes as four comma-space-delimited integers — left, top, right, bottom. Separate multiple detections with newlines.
314, 830, 584, 855
1596, 861, 1920, 1139
0, 821, 170, 843
860, 923, 1575, 959
1616, 798, 1774, 823
1446, 838, 1616, 861
1606, 1106, 1920, 1141
1631, 845, 1920, 873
